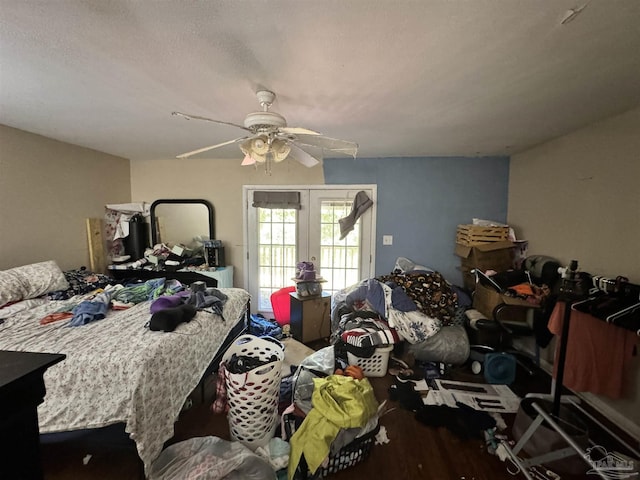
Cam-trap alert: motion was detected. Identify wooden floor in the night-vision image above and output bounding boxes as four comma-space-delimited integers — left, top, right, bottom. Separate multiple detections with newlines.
39, 352, 638, 480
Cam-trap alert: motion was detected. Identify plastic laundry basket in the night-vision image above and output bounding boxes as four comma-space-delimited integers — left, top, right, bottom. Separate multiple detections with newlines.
347, 345, 393, 378
221, 334, 285, 449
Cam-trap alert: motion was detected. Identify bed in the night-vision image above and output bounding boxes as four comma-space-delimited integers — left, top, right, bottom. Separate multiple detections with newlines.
0, 261, 249, 474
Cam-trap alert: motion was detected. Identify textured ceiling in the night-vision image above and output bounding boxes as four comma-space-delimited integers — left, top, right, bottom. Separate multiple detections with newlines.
1, 0, 639, 161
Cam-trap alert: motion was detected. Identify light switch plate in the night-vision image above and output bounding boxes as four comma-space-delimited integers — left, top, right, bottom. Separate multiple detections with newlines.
383, 235, 393, 245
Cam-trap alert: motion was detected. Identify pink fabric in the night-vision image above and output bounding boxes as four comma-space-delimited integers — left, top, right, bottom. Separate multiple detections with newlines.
211, 363, 230, 414
548, 302, 637, 399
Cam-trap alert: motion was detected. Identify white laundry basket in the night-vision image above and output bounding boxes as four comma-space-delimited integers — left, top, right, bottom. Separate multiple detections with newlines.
221, 334, 284, 449
347, 345, 393, 377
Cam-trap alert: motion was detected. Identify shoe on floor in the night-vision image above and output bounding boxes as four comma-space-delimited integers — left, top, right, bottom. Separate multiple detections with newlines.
396, 368, 424, 382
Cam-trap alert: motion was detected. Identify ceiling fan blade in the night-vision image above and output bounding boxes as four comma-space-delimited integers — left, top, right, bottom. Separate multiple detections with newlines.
172, 111, 251, 132
176, 137, 246, 159
290, 134, 358, 157
288, 143, 321, 167
279, 126, 323, 135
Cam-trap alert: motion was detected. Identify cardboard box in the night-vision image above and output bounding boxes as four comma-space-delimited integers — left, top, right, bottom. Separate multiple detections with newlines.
472, 282, 531, 321
457, 241, 516, 291
460, 269, 477, 291
455, 241, 516, 273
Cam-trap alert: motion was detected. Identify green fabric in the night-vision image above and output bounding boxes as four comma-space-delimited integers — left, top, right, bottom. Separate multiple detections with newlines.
111, 278, 184, 304
288, 375, 378, 479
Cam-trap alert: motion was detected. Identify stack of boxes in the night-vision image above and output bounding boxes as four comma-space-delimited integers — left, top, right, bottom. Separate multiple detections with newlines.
454, 224, 514, 291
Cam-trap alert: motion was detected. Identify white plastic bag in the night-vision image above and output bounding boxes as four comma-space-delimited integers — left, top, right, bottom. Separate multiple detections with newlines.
149, 436, 276, 480
291, 346, 335, 414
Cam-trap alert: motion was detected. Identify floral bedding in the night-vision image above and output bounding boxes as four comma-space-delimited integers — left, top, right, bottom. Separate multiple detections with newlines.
0, 287, 249, 473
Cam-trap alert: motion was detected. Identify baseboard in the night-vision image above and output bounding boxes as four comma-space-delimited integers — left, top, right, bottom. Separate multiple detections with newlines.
518, 342, 640, 446
574, 391, 640, 447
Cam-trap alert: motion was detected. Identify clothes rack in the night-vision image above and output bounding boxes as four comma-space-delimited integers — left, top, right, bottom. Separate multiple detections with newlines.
571, 275, 640, 336
502, 264, 640, 477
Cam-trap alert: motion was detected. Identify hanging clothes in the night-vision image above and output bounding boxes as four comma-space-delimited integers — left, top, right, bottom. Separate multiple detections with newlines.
548, 303, 637, 399
338, 191, 373, 240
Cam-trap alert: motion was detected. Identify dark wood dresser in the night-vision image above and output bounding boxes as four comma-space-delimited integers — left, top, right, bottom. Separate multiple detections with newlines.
0, 350, 66, 480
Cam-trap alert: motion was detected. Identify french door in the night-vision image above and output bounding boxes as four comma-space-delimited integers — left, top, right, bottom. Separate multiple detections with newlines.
244, 185, 376, 314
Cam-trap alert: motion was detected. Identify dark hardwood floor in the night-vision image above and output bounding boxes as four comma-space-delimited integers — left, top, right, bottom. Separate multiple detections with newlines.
39, 351, 638, 480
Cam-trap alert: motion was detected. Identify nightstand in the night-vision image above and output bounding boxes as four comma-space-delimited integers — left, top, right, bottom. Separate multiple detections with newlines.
289, 292, 331, 344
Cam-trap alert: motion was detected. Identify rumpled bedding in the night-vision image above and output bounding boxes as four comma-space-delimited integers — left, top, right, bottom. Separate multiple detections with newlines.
376, 271, 458, 326
332, 270, 466, 356
337, 276, 445, 344
68, 290, 112, 326
0, 287, 250, 474
46, 266, 114, 300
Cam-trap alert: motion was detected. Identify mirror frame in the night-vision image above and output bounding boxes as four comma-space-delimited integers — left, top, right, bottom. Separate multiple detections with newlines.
149, 198, 215, 246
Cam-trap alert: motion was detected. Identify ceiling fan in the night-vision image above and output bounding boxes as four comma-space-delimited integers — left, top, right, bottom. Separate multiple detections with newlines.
172, 90, 358, 172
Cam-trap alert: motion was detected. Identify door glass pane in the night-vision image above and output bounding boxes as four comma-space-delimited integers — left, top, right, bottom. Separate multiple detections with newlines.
317, 200, 359, 297
256, 207, 297, 310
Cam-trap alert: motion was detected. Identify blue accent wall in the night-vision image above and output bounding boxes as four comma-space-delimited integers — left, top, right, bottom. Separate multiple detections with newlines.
323, 156, 509, 286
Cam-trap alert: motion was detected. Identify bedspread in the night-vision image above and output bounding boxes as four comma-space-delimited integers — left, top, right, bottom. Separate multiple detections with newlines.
0, 287, 249, 473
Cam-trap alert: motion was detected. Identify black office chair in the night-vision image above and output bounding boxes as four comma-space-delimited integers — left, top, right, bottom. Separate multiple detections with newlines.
466, 255, 561, 374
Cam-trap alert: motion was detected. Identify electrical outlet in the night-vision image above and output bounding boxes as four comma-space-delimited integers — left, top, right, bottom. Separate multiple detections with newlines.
383, 235, 393, 245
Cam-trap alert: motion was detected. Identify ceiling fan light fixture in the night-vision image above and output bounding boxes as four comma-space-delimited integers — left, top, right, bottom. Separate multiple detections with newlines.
272, 139, 291, 162
240, 136, 269, 164
251, 136, 269, 155
253, 152, 267, 164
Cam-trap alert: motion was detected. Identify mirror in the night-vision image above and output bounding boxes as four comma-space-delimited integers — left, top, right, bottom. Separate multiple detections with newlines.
150, 199, 215, 247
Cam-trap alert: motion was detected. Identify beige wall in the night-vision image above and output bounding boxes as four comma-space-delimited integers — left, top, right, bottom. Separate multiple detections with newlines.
0, 125, 131, 271
508, 106, 640, 436
508, 107, 640, 283
130, 157, 326, 286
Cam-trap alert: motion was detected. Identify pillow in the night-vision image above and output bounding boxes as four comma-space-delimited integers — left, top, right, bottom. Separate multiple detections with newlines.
0, 261, 69, 307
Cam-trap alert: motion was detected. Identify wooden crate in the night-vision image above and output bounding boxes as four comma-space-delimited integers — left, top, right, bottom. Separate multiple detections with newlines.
456, 224, 509, 246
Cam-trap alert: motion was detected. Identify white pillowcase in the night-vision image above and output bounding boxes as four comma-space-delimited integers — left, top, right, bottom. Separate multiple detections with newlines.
0, 261, 69, 307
